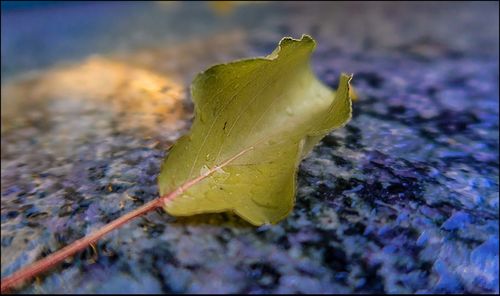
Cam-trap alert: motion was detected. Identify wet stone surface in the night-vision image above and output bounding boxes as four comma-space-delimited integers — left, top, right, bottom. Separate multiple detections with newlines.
1, 2, 499, 293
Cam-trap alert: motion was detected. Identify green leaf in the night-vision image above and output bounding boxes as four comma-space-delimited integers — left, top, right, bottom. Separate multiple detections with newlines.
158, 35, 352, 226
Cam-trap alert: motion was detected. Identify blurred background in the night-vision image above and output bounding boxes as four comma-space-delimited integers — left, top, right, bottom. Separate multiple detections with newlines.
1, 1, 499, 294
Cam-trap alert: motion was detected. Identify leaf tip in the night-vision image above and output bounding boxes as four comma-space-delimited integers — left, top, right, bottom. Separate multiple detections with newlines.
267, 34, 316, 60
278, 34, 315, 48
340, 73, 358, 101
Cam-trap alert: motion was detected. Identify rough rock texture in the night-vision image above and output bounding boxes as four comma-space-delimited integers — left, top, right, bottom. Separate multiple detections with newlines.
1, 2, 498, 293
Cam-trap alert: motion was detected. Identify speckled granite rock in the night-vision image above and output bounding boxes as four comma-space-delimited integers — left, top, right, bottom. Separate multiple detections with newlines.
1, 2, 498, 293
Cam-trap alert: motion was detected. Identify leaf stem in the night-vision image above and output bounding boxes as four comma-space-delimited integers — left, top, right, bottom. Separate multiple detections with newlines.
0, 146, 253, 293
1, 198, 161, 293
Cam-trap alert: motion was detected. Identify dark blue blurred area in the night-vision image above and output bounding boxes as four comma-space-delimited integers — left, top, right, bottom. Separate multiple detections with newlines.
1, 1, 68, 10
1, 1, 146, 78
1, 1, 237, 79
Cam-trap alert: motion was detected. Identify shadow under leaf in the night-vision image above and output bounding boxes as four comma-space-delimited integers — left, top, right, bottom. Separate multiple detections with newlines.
169, 212, 255, 228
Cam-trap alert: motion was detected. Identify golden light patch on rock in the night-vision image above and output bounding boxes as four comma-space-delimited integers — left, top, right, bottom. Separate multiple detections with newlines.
1, 57, 186, 137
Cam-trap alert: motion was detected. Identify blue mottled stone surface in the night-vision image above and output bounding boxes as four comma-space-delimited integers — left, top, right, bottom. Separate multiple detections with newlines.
1, 2, 498, 293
